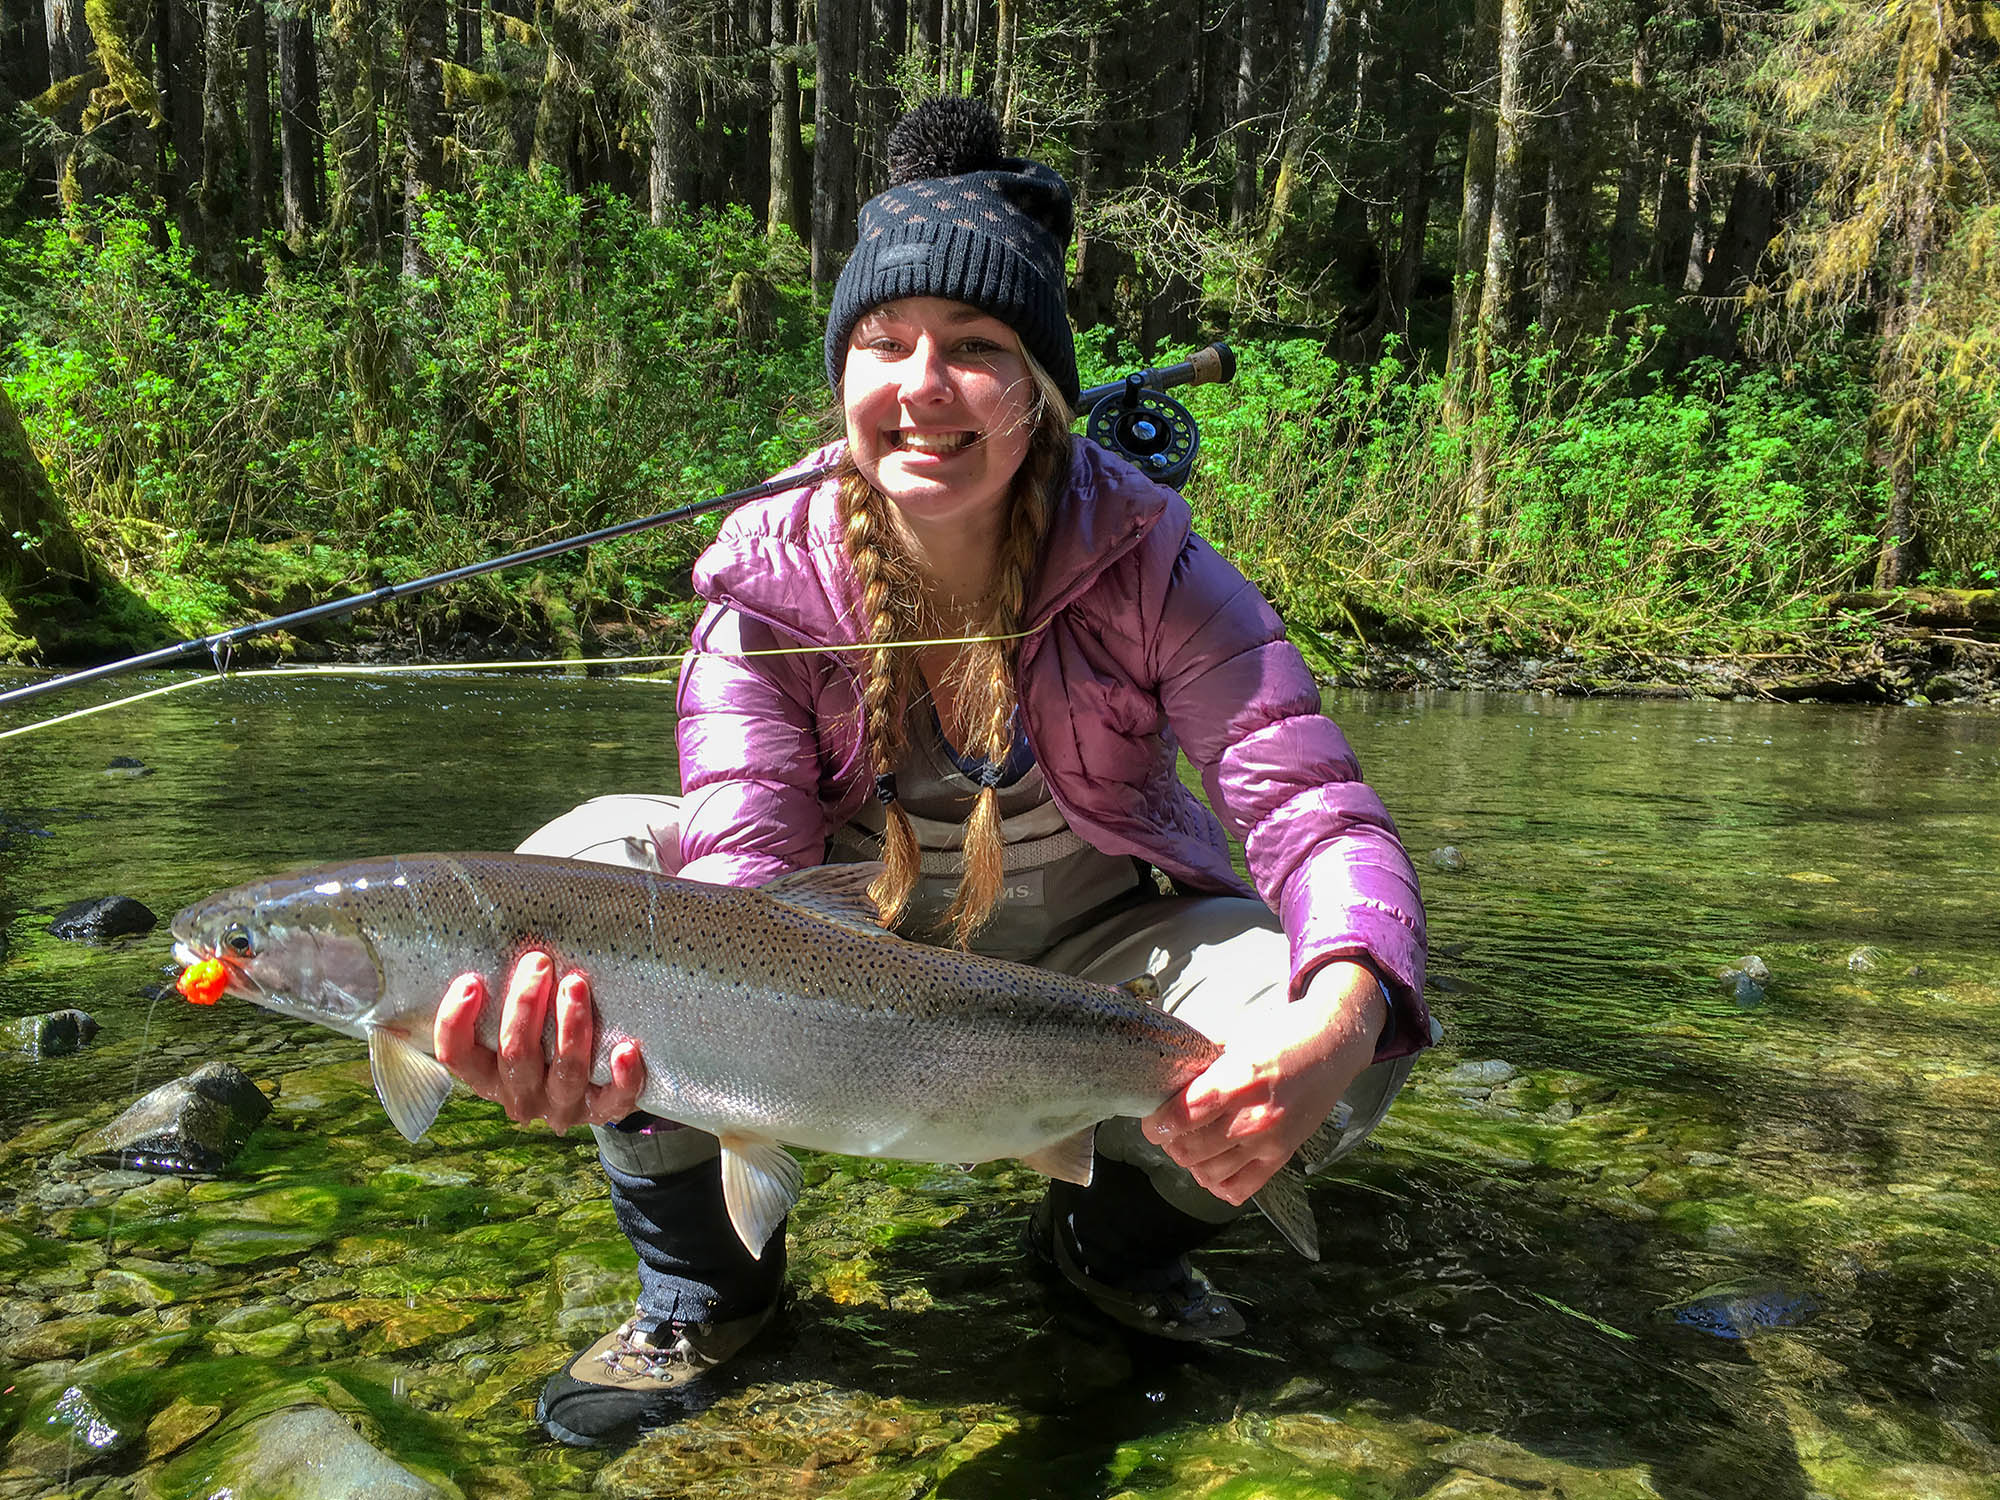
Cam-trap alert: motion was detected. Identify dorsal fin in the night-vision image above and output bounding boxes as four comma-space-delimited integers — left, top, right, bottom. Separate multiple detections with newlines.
760, 861, 889, 936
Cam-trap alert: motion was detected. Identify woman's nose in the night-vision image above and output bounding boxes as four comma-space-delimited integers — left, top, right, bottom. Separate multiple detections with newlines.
900, 336, 953, 402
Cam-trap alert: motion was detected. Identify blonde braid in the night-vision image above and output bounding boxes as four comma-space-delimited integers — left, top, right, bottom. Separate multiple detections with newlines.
940, 372, 1071, 946
838, 468, 925, 926
832, 350, 1073, 945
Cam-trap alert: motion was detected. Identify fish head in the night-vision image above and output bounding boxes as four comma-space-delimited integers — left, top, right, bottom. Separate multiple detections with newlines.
171, 871, 388, 1039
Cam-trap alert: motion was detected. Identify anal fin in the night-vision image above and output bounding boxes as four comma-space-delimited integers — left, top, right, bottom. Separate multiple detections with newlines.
1250, 1164, 1320, 1261
1019, 1126, 1097, 1186
718, 1134, 804, 1259
368, 1026, 456, 1143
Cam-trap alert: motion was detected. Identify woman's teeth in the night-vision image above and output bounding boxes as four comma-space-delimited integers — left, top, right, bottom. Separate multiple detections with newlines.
892, 430, 973, 454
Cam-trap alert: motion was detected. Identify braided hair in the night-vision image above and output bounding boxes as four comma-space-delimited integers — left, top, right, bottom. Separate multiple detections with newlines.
837, 354, 1073, 943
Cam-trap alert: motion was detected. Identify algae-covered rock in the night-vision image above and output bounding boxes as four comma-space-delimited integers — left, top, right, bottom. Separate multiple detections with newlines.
48, 895, 157, 942
187, 1404, 446, 1498
144, 1394, 222, 1461
598, 1382, 958, 1500
7, 1008, 100, 1058
74, 1061, 272, 1174
4, 1379, 145, 1475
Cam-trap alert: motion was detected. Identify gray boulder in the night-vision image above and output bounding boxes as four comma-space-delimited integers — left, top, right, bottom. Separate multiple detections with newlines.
49, 895, 157, 942
74, 1061, 272, 1174
7, 1008, 100, 1058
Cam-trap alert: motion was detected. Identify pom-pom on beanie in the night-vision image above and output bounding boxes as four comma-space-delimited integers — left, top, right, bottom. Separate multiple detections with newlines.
825, 97, 1079, 407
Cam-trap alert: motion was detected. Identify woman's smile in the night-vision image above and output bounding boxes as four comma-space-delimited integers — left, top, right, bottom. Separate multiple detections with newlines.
843, 297, 1037, 535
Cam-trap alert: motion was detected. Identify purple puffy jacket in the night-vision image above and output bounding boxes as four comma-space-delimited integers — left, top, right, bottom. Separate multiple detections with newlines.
675, 438, 1431, 1058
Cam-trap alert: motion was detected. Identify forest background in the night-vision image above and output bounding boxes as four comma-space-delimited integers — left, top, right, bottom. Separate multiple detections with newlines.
1, 0, 1998, 696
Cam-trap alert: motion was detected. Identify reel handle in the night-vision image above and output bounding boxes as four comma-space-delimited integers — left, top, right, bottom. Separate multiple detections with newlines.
1073, 342, 1236, 412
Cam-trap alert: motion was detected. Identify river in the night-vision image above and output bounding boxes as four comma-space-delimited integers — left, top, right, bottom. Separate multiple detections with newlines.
2, 671, 1996, 1499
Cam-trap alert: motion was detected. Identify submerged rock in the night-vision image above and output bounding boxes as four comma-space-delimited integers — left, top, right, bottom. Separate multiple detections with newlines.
4, 1378, 145, 1475
1429, 845, 1468, 872
1668, 1284, 1822, 1340
73, 1061, 272, 1174
6, 1008, 100, 1057
49, 895, 158, 942
1847, 947, 1881, 974
193, 1404, 447, 1498
103, 756, 153, 777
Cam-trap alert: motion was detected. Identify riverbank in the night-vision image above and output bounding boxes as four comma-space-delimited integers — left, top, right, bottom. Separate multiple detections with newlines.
11, 574, 1995, 713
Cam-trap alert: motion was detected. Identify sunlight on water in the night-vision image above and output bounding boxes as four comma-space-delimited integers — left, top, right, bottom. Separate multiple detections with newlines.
2, 672, 1996, 1499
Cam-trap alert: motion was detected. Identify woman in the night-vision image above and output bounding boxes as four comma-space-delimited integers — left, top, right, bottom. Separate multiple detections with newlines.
433, 98, 1431, 1450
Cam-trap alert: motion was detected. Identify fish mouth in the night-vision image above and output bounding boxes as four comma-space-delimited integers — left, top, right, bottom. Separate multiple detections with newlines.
171, 941, 263, 1001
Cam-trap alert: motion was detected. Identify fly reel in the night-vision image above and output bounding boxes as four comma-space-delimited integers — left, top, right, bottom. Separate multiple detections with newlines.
1086, 373, 1202, 490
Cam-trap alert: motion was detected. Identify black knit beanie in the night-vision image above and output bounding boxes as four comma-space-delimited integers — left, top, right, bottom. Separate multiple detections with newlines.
825, 98, 1080, 408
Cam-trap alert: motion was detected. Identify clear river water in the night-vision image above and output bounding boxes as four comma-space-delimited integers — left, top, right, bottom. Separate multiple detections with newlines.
1, 671, 1996, 1500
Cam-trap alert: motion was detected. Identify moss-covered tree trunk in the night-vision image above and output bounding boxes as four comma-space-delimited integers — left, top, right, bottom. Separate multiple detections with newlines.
1, 382, 97, 658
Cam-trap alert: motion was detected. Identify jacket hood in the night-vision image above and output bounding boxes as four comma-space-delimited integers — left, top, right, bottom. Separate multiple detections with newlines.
692, 438, 1174, 643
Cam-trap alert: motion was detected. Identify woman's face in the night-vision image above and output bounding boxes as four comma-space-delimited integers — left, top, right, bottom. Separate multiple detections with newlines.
842, 298, 1039, 534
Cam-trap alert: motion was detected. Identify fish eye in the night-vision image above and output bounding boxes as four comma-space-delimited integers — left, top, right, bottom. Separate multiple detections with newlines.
223, 924, 253, 956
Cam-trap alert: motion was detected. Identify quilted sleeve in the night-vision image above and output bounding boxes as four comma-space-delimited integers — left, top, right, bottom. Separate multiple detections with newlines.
1150, 531, 1430, 1055
673, 602, 835, 888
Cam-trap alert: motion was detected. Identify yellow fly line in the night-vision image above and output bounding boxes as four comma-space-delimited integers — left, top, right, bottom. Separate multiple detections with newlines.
0, 625, 1046, 744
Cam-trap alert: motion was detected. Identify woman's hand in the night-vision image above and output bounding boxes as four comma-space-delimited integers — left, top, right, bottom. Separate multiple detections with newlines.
433, 951, 647, 1133
1141, 960, 1387, 1205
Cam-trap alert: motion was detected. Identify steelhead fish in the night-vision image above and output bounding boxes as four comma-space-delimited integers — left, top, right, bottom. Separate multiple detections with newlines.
171, 853, 1322, 1259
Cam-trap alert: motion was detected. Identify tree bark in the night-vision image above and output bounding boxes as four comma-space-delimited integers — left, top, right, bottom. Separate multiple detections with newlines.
1229, 0, 1266, 227
649, 0, 694, 219
1539, 0, 1587, 323
162, 0, 204, 237
1607, 0, 1651, 282
811, 0, 856, 289
198, 0, 244, 272
455, 0, 477, 63
244, 0, 273, 232
530, 0, 581, 186
767, 0, 799, 236
1464, 0, 1529, 563
1444, 0, 1496, 381
1264, 0, 1344, 252
44, 0, 96, 207
277, 2, 319, 245
329, 0, 384, 261
402, 0, 446, 277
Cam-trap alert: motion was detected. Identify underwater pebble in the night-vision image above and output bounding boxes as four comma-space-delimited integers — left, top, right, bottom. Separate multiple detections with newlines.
1439, 1060, 1517, 1088
103, 756, 153, 777
1429, 845, 1468, 872
1686, 1152, 1731, 1168
1847, 947, 1881, 973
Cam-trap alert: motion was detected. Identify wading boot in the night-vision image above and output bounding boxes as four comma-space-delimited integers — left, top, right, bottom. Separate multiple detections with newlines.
536, 1300, 779, 1448
1024, 1193, 1246, 1343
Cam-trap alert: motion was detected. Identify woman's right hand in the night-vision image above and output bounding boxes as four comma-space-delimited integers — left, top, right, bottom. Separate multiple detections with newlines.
433, 951, 646, 1133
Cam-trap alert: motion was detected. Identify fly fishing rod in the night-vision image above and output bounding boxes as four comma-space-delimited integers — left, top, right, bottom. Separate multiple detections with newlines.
0, 342, 1235, 711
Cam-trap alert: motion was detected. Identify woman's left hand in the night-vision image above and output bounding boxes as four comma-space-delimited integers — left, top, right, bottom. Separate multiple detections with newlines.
1142, 960, 1388, 1205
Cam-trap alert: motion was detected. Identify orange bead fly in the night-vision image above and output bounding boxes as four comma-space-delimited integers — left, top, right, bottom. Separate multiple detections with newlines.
177, 957, 231, 1006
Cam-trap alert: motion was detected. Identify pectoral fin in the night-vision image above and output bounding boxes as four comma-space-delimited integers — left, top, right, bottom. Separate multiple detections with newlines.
1250, 1165, 1321, 1262
1019, 1126, 1097, 1186
1117, 974, 1161, 1003
717, 1134, 804, 1258
368, 1026, 456, 1143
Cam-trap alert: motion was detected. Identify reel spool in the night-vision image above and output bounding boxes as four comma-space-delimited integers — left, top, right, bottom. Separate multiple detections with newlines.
1086, 373, 1202, 490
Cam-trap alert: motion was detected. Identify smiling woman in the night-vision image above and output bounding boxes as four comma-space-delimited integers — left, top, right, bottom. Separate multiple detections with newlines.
422, 95, 1432, 1453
